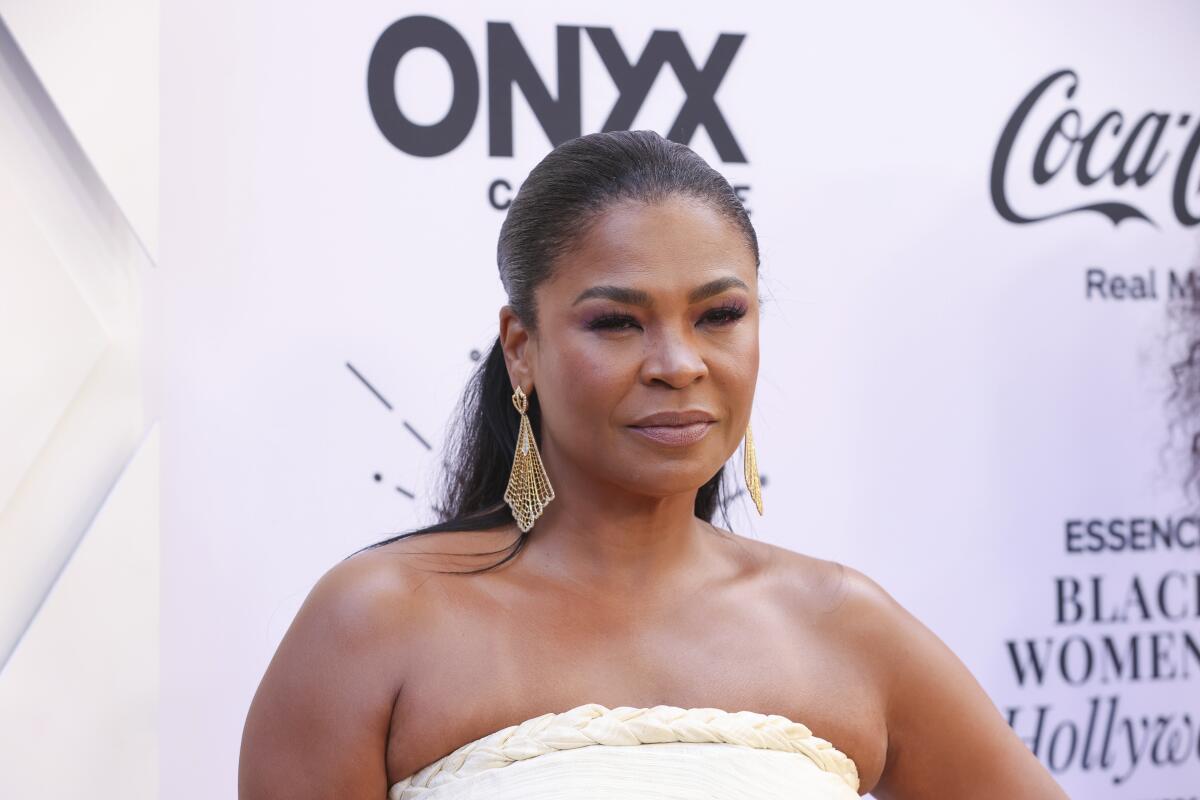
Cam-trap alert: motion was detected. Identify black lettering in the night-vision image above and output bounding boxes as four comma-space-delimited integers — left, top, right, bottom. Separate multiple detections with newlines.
368, 16, 480, 157
1066, 519, 1084, 552
1169, 269, 1198, 300
488, 178, 513, 210
1076, 110, 1124, 185
1110, 112, 1170, 186
1057, 577, 1084, 624
586, 28, 747, 163
487, 23, 581, 157
1007, 639, 1054, 685
1060, 635, 1095, 685
1173, 115, 1200, 226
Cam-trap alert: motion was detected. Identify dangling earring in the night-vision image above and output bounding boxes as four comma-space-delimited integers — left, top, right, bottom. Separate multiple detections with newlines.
743, 422, 763, 515
504, 385, 556, 532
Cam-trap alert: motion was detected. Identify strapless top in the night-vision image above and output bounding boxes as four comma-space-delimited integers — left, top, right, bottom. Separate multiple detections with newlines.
388, 702, 862, 799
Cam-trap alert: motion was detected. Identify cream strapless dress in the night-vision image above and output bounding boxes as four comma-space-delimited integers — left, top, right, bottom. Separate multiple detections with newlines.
388, 702, 862, 799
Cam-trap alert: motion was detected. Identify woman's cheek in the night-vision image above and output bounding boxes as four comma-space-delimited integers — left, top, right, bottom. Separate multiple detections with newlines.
541, 336, 630, 433
559, 341, 626, 406
726, 326, 760, 387
713, 339, 757, 381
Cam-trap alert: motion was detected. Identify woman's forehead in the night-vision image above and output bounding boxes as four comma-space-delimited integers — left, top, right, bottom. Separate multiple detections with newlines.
546, 198, 755, 291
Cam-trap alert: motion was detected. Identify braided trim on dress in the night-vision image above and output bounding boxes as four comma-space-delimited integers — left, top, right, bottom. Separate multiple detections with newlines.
389, 702, 861, 796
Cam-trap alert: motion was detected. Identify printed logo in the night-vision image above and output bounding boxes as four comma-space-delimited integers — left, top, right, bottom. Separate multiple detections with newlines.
367, 15, 746, 162
991, 69, 1200, 228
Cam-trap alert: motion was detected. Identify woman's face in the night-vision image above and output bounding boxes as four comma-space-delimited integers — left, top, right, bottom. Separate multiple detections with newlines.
502, 194, 760, 500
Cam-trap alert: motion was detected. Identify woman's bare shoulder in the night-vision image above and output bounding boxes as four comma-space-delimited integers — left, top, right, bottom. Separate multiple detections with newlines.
711, 530, 859, 616
237, 547, 413, 798
787, 560, 1072, 799
317, 527, 524, 623
746, 546, 933, 654
363, 526, 524, 564
239, 529, 518, 799
736, 552, 1068, 796
718, 538, 933, 675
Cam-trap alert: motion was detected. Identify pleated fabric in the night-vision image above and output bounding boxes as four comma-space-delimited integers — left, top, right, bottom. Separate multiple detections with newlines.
388, 703, 861, 800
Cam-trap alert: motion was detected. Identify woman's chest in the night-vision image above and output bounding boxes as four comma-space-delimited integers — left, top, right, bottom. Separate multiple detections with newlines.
386, 581, 888, 793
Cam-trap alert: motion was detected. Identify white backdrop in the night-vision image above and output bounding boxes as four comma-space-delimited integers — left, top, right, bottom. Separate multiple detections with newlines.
161, 2, 1200, 797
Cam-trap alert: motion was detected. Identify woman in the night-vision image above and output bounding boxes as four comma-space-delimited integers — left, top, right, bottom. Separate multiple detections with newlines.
238, 130, 1069, 799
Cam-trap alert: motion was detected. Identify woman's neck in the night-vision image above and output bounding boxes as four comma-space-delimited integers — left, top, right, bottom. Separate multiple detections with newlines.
521, 447, 713, 601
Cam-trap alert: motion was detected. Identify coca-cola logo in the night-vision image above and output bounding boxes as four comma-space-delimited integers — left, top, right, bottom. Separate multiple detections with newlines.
367, 15, 746, 162
991, 69, 1200, 228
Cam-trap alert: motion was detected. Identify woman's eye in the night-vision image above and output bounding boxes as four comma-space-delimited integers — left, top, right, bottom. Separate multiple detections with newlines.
587, 313, 641, 331
701, 305, 747, 325
586, 304, 746, 332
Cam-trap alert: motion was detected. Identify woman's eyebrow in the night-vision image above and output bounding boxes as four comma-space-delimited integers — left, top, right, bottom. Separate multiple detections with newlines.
688, 276, 748, 303
571, 276, 749, 307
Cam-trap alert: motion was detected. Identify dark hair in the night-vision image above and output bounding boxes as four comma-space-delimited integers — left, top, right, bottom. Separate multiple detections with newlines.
1167, 264, 1200, 506
356, 129, 760, 572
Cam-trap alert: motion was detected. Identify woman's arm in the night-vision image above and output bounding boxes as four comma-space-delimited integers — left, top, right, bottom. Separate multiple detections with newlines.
839, 565, 1071, 800
238, 552, 413, 799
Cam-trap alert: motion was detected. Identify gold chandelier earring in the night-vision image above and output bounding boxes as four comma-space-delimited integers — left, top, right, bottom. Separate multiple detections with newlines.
503, 385, 556, 532
743, 422, 763, 515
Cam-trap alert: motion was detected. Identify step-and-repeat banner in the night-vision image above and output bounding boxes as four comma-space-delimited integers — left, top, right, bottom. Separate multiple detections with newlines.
161, 3, 1200, 797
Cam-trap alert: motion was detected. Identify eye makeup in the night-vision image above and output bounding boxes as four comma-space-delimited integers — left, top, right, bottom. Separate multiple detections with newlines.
582, 299, 749, 331
701, 300, 748, 325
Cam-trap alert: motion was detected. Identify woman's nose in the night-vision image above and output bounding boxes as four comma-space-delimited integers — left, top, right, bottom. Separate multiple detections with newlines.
640, 326, 708, 388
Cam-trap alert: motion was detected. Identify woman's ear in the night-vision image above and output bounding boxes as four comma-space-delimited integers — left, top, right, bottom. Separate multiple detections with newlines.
498, 305, 534, 390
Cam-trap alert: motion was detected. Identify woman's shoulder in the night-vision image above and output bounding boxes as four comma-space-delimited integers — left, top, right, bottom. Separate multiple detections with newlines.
262, 527, 521, 685
706, 528, 876, 618
362, 526, 525, 563
314, 527, 523, 625
241, 531, 516, 797
715, 530, 922, 663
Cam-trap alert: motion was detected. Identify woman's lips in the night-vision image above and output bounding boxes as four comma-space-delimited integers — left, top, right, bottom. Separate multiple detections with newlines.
628, 421, 716, 446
